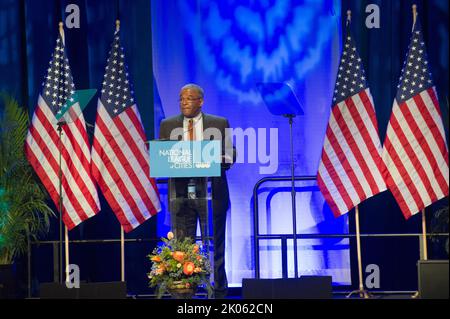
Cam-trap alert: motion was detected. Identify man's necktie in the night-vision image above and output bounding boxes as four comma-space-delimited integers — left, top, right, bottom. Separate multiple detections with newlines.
188, 119, 195, 141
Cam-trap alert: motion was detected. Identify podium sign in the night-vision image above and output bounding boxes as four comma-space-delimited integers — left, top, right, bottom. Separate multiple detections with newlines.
149, 140, 221, 178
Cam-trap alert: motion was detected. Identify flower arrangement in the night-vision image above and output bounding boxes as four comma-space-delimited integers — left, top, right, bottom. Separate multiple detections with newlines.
148, 231, 212, 298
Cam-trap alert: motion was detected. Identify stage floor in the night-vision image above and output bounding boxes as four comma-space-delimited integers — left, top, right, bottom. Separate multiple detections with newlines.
128, 288, 422, 300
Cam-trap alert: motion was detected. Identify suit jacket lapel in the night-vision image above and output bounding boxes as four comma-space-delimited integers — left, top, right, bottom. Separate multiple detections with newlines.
202, 113, 209, 141
172, 114, 183, 141
176, 114, 184, 127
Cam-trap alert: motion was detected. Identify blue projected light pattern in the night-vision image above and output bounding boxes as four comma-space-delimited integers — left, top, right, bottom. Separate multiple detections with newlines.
152, 0, 350, 286
177, 0, 338, 104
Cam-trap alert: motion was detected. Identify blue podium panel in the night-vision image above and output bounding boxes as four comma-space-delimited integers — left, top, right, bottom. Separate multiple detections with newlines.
149, 140, 221, 178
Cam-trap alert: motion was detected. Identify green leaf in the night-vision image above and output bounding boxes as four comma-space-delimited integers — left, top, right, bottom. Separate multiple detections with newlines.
0, 93, 55, 264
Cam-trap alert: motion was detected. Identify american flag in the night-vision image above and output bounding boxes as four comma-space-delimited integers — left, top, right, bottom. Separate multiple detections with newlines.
91, 28, 161, 232
381, 18, 449, 219
25, 27, 100, 229
317, 23, 386, 217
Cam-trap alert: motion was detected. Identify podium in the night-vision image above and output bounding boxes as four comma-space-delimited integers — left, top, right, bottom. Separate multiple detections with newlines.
168, 177, 212, 244
149, 140, 221, 295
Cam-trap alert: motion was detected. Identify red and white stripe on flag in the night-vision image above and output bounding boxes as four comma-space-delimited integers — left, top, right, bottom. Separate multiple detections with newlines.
318, 89, 387, 217
25, 28, 100, 230
382, 87, 449, 219
91, 29, 161, 232
382, 19, 449, 219
91, 101, 161, 232
25, 96, 101, 229
318, 26, 386, 217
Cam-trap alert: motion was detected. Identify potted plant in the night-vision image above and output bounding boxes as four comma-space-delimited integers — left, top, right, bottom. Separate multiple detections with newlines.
147, 232, 213, 299
0, 94, 55, 298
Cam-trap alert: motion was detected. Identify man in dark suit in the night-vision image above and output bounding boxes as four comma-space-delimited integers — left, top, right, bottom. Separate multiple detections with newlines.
159, 83, 235, 298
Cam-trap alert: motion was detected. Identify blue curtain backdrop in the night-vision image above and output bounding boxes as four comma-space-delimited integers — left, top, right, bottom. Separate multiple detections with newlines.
340, 0, 449, 292
0, 0, 448, 296
0, 0, 157, 297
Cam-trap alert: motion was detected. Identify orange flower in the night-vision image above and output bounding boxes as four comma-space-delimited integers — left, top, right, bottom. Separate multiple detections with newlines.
151, 256, 161, 262
183, 262, 195, 275
193, 245, 199, 253
196, 255, 202, 261
173, 251, 185, 262
185, 283, 191, 288
194, 267, 202, 273
155, 265, 165, 275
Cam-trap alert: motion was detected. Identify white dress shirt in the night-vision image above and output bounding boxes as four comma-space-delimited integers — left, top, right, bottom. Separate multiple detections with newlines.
183, 112, 203, 141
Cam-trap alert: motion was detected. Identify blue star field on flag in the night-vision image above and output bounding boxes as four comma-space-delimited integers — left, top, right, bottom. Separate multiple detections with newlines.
332, 27, 368, 105
41, 34, 76, 120
100, 31, 135, 118
395, 20, 433, 104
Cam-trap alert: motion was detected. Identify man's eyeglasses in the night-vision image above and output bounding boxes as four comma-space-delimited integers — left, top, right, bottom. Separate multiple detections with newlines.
179, 97, 202, 103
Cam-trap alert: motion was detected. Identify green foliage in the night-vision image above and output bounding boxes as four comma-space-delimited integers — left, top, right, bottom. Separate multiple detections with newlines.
0, 94, 55, 265
147, 233, 213, 298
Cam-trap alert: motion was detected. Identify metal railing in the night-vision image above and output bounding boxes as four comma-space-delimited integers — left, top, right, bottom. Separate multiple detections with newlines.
26, 177, 213, 297
252, 175, 449, 279
26, 176, 448, 297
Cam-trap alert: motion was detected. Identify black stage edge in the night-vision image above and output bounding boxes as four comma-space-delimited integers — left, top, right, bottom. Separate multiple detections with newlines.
417, 260, 449, 299
39, 281, 127, 299
242, 277, 332, 299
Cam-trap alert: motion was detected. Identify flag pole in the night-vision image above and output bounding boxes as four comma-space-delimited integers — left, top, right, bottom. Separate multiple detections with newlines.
116, 19, 120, 33
121, 226, 125, 282
355, 205, 364, 294
411, 208, 428, 299
411, 4, 425, 299
58, 21, 69, 282
411, 3, 429, 261
57, 120, 63, 284
421, 208, 428, 260
57, 21, 65, 285
115, 19, 126, 283
347, 205, 371, 298
65, 226, 70, 282
343, 11, 367, 298
346, 9, 351, 27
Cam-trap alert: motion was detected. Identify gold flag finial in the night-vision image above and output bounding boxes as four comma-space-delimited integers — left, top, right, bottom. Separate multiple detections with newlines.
412, 4, 417, 25
116, 20, 120, 32
346, 10, 352, 26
